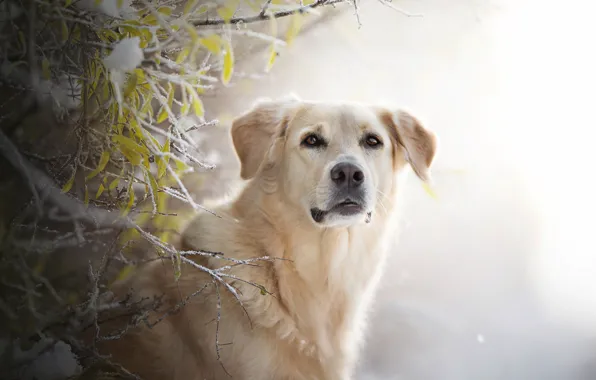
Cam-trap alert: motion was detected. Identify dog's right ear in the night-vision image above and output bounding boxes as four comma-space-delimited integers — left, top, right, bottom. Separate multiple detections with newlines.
231, 96, 300, 180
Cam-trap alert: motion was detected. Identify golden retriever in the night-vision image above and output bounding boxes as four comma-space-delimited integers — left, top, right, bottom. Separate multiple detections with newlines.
99, 95, 437, 380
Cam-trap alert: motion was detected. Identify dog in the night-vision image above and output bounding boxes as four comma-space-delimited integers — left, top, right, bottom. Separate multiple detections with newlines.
99, 96, 437, 380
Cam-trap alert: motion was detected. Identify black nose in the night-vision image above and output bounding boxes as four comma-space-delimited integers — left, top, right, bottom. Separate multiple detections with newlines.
330, 162, 364, 188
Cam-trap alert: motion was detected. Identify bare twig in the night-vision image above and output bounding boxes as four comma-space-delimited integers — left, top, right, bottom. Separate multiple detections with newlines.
193, 0, 348, 26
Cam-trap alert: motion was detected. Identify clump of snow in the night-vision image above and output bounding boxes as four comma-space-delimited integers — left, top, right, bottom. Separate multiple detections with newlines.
37, 75, 82, 110
103, 37, 144, 72
74, 0, 134, 19
0, 0, 22, 24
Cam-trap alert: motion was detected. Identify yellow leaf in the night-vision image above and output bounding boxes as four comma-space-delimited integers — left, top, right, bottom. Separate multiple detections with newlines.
141, 14, 158, 26
121, 180, 135, 217
118, 228, 140, 250
184, 24, 199, 44
41, 58, 51, 80
108, 177, 120, 191
422, 182, 438, 200
183, 0, 197, 15
18, 31, 26, 51
129, 118, 144, 139
72, 25, 81, 43
265, 44, 278, 72
186, 85, 204, 116
176, 47, 190, 64
217, 0, 239, 23
123, 73, 138, 99
286, 13, 303, 45
65, 0, 73, 6
61, 170, 76, 193
199, 35, 222, 54
120, 147, 142, 166
167, 82, 175, 107
158, 230, 171, 245
180, 103, 190, 116
173, 251, 182, 280
113, 135, 150, 156
61, 21, 69, 42
174, 157, 191, 173
96, 183, 106, 198
157, 134, 171, 179
86, 151, 111, 180
222, 40, 234, 85
115, 265, 135, 282
157, 6, 173, 16
95, 0, 102, 5
134, 68, 145, 81
144, 168, 160, 211
157, 108, 168, 123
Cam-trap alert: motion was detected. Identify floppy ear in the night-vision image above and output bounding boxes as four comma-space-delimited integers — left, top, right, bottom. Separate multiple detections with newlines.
379, 109, 438, 181
231, 96, 300, 179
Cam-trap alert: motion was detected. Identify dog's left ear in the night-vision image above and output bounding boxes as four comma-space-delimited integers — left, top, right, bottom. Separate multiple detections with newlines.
231, 96, 300, 180
379, 109, 438, 181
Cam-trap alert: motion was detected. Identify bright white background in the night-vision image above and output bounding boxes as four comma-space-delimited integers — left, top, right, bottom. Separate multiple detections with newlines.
199, 0, 596, 378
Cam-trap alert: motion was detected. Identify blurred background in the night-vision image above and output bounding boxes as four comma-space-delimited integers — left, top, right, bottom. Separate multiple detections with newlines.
195, 0, 596, 378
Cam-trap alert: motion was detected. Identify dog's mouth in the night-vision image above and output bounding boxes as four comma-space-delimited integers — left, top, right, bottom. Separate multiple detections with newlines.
310, 199, 372, 224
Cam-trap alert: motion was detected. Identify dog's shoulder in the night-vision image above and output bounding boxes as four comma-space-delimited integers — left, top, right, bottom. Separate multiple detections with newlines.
180, 202, 244, 257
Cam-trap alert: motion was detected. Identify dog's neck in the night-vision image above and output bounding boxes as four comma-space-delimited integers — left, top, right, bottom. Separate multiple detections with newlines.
235, 180, 398, 361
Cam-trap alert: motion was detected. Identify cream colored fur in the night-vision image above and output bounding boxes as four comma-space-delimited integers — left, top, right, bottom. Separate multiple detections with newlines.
98, 96, 437, 380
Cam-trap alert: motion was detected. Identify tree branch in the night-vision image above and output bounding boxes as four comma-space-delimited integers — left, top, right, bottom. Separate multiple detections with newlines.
192, 0, 348, 26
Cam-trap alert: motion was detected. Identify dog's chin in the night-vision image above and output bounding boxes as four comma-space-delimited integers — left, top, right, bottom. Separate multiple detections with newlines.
310, 201, 372, 227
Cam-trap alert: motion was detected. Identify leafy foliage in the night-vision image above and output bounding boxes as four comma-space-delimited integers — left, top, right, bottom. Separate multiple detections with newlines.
0, 0, 357, 378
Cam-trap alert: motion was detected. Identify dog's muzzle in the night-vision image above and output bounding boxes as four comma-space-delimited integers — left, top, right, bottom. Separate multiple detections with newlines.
310, 162, 372, 224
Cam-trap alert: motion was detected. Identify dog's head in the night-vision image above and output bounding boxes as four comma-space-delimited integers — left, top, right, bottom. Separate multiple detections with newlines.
231, 95, 437, 228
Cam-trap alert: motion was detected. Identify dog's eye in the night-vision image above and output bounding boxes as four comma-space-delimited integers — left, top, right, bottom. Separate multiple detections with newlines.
364, 134, 383, 148
301, 134, 326, 148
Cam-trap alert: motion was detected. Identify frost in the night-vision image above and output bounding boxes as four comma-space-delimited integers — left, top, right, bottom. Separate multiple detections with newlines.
103, 37, 144, 72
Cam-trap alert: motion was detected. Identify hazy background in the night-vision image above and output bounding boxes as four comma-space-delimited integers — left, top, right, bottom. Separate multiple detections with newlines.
193, 0, 596, 378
